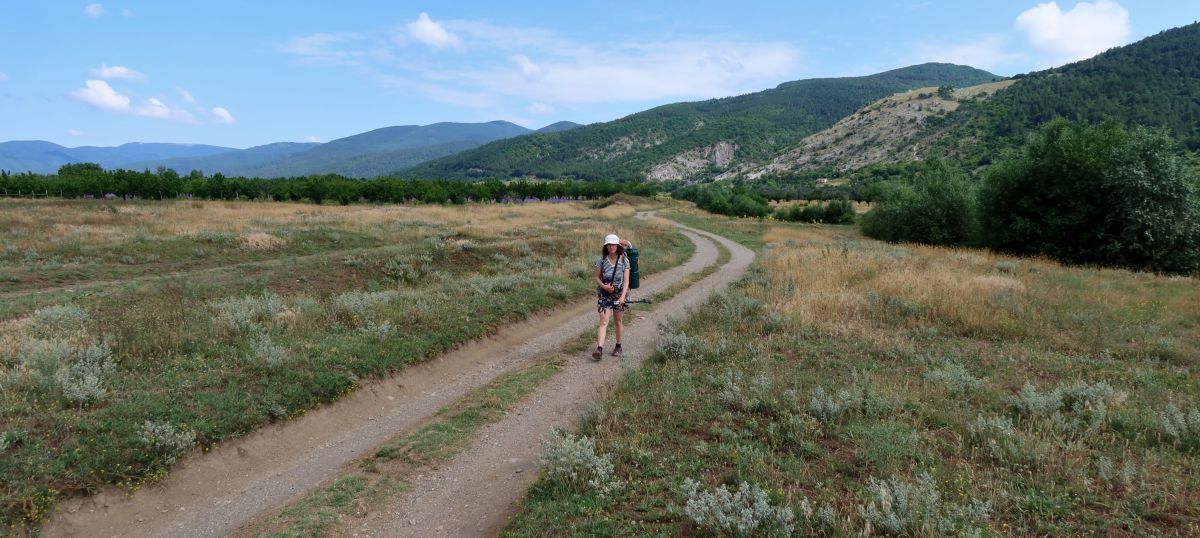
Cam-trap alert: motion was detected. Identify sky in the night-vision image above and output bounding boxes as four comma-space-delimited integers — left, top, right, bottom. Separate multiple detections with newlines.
1, 1, 1198, 149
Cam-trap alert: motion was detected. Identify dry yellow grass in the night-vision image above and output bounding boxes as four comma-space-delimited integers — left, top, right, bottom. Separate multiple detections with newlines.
760, 225, 1200, 357
0, 199, 620, 252
239, 232, 286, 251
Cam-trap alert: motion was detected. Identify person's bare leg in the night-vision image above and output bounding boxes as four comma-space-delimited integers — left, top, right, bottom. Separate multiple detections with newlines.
592, 309, 609, 360
613, 310, 624, 345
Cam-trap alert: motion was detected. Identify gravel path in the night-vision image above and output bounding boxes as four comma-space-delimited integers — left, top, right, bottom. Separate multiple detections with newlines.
42, 219, 748, 538
350, 225, 753, 537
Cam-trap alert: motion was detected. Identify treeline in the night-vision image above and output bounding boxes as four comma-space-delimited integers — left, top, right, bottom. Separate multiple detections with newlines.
862, 118, 1200, 275
670, 183, 856, 224
0, 163, 656, 204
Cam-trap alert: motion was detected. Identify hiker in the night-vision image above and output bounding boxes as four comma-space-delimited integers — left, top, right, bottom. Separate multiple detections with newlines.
593, 234, 631, 360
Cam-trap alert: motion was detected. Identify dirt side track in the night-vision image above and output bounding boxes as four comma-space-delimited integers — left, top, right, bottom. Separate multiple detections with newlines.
41, 221, 752, 537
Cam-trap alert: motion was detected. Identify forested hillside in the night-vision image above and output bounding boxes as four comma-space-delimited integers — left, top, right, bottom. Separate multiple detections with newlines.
908, 22, 1200, 164
401, 63, 999, 181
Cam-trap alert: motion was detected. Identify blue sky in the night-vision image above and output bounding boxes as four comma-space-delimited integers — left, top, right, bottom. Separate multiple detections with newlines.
1, 1, 1198, 148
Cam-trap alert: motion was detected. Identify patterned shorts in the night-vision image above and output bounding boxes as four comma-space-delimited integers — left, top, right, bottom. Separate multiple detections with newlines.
597, 288, 628, 313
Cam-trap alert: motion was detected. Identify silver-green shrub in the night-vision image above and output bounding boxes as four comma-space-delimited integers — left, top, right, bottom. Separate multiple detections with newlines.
248, 334, 289, 367
1095, 456, 1139, 489
967, 413, 1043, 467
29, 304, 88, 337
1156, 403, 1200, 451
709, 369, 773, 412
53, 343, 115, 406
807, 386, 854, 425
469, 275, 521, 294
926, 362, 985, 398
715, 292, 763, 322
857, 471, 990, 537
679, 479, 796, 537
332, 290, 397, 324
358, 320, 394, 339
545, 283, 571, 300
657, 332, 707, 362
17, 338, 74, 378
211, 291, 283, 333
539, 428, 621, 498
1011, 380, 1120, 435
139, 420, 196, 465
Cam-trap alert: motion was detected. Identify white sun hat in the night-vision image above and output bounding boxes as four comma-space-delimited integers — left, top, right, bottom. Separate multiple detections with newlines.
604, 234, 620, 245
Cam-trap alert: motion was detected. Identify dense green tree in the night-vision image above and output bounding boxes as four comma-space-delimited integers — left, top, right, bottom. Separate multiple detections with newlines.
861, 163, 977, 245
979, 118, 1200, 274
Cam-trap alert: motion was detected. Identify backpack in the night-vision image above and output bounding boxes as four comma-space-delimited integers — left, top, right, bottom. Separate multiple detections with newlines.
626, 246, 640, 290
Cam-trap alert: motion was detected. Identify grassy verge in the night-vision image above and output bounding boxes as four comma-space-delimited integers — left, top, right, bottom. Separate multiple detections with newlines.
0, 199, 692, 529
504, 218, 1200, 536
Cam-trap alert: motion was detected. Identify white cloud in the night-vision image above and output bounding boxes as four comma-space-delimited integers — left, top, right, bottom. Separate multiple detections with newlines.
178, 88, 195, 103
1015, 1, 1130, 65
528, 102, 555, 114
212, 107, 235, 123
407, 13, 461, 49
67, 129, 84, 136
91, 63, 146, 80
71, 80, 200, 122
71, 80, 130, 111
135, 97, 171, 118
461, 40, 800, 104
510, 54, 543, 79
906, 35, 1024, 72
287, 18, 801, 110
282, 32, 369, 66
121, 8, 133, 17
83, 3, 104, 18
0, 72, 7, 82
305, 135, 323, 143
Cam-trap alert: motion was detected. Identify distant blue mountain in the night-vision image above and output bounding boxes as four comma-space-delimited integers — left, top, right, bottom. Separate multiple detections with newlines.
0, 141, 233, 174
123, 142, 320, 176
1, 119, 579, 178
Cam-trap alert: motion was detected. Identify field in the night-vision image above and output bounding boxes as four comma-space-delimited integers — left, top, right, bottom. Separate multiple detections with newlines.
506, 213, 1200, 536
0, 197, 693, 528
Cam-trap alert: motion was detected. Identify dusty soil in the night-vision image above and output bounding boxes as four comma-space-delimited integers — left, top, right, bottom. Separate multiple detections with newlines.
41, 219, 749, 538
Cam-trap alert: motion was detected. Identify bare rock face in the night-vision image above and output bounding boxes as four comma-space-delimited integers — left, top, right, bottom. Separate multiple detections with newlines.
582, 133, 665, 161
647, 141, 737, 181
726, 79, 1016, 179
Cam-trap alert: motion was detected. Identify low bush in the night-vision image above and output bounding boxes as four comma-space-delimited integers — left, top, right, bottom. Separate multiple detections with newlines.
538, 429, 621, 498
679, 479, 796, 537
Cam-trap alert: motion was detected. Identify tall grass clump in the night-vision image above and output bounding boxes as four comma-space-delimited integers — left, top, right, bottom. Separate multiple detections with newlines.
539, 428, 621, 498
857, 472, 991, 537
679, 479, 797, 537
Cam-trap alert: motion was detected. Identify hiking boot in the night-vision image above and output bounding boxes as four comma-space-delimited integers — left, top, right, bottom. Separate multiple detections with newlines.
611, 343, 623, 357
591, 346, 603, 361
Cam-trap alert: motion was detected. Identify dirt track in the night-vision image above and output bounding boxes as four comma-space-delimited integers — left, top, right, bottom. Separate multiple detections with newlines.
41, 220, 753, 537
